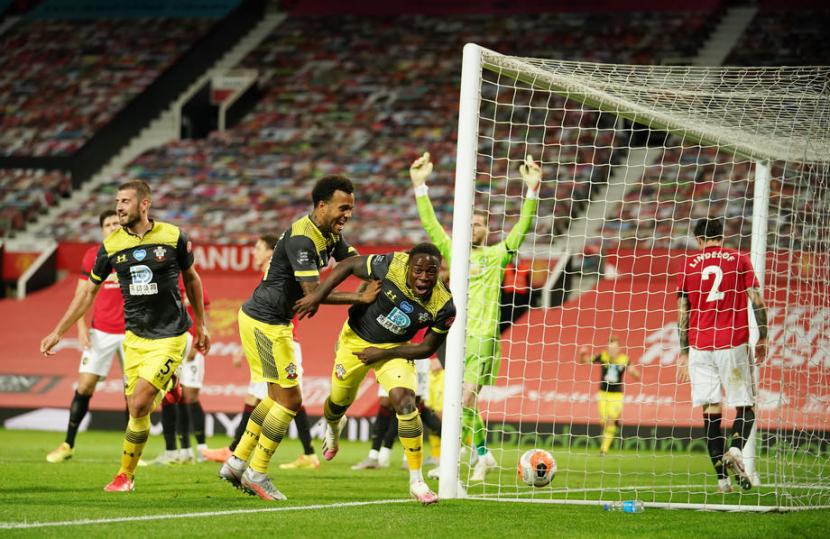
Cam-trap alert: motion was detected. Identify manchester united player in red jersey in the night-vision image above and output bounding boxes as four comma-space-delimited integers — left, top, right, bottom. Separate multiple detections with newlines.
46, 210, 125, 463
677, 218, 768, 493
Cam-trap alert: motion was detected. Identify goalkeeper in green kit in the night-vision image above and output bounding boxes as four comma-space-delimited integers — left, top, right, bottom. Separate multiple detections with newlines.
409, 152, 541, 481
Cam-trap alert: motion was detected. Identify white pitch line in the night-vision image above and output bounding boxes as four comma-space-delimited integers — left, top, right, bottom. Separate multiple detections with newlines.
0, 499, 411, 530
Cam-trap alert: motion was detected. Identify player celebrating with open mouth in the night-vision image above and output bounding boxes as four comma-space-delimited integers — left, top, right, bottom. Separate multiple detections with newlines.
295, 242, 455, 505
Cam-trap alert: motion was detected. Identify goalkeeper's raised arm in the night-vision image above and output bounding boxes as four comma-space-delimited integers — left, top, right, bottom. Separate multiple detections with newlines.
409, 152, 541, 265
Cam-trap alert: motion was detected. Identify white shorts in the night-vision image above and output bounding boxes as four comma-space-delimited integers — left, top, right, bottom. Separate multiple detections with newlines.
689, 345, 755, 407
176, 333, 205, 389
377, 359, 430, 398
78, 329, 126, 378
247, 341, 303, 400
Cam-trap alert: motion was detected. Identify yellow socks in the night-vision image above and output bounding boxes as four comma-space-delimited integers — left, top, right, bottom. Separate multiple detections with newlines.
233, 397, 275, 461
249, 403, 296, 473
397, 410, 424, 476
429, 434, 441, 459
118, 414, 151, 478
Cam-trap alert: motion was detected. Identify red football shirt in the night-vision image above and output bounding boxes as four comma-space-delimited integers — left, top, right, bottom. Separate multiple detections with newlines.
81, 245, 125, 334
678, 246, 759, 350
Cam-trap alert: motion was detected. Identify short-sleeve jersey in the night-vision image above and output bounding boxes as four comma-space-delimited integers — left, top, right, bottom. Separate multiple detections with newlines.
81, 245, 124, 334
594, 351, 629, 393
347, 252, 455, 344
678, 246, 759, 350
242, 215, 357, 325
89, 221, 193, 339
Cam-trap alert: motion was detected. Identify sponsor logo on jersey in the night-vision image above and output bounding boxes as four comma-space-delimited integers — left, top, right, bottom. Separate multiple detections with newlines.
133, 249, 146, 261
418, 312, 431, 323
376, 307, 411, 335
153, 246, 166, 261
400, 300, 414, 314
115, 254, 127, 264
128, 264, 158, 295
384, 289, 398, 302
297, 250, 311, 266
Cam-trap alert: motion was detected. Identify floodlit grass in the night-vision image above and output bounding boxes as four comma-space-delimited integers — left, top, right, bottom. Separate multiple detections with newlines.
0, 429, 827, 538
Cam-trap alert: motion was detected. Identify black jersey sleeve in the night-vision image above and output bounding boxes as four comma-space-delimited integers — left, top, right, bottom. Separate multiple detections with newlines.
429, 298, 456, 335
367, 253, 394, 281
88, 244, 111, 285
286, 234, 321, 281
333, 236, 358, 261
176, 229, 194, 271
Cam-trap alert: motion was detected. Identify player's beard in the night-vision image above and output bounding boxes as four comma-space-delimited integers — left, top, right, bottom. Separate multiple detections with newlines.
119, 208, 140, 229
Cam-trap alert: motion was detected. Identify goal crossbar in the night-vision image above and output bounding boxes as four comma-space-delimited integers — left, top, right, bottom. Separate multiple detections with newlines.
480, 47, 830, 163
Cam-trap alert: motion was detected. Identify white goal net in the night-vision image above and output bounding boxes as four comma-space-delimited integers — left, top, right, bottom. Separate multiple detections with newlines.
439, 44, 830, 511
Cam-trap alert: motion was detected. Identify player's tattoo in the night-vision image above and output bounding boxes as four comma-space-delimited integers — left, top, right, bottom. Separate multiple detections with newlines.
677, 296, 690, 356
749, 287, 768, 340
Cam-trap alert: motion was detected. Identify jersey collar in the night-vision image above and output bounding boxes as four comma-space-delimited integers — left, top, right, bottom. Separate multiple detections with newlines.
124, 219, 156, 240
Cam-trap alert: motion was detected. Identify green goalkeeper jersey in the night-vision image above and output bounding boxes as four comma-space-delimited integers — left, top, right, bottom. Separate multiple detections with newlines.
415, 190, 538, 337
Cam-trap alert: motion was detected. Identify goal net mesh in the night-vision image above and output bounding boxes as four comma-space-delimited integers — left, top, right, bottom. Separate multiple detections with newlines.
450, 47, 830, 510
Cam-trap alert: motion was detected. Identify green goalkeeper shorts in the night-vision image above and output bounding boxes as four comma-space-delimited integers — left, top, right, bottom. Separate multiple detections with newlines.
464, 334, 501, 386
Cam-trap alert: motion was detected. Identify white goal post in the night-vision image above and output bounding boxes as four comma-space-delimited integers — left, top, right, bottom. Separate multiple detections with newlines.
439, 43, 830, 511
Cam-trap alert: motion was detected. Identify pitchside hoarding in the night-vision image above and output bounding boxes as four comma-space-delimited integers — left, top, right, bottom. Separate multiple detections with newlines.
1, 246, 827, 443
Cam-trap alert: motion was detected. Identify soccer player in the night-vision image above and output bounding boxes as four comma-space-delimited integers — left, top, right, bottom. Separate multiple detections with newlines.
577, 336, 641, 455
409, 152, 541, 481
219, 177, 379, 501
46, 209, 125, 463
677, 217, 768, 493
203, 234, 321, 470
40, 180, 210, 492
295, 243, 455, 505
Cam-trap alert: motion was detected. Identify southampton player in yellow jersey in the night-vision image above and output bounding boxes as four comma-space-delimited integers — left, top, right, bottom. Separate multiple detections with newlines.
41, 180, 209, 492
295, 243, 454, 505
578, 336, 641, 455
409, 152, 541, 481
219, 176, 380, 501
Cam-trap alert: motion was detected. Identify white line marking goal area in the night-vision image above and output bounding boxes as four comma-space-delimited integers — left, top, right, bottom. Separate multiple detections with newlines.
0, 499, 411, 530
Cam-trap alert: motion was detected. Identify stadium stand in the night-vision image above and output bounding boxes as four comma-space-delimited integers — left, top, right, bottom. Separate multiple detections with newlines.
599, 143, 829, 254
724, 7, 830, 66
47, 9, 715, 245
0, 17, 214, 156
0, 168, 71, 236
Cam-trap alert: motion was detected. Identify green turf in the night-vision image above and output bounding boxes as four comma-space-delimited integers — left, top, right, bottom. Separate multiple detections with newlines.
0, 429, 827, 538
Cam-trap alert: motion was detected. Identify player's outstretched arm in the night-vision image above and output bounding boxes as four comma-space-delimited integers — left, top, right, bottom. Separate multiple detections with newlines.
41, 279, 101, 356
503, 155, 541, 258
294, 255, 379, 319
410, 152, 452, 261
182, 266, 210, 356
676, 294, 691, 382
356, 330, 447, 365
747, 286, 768, 363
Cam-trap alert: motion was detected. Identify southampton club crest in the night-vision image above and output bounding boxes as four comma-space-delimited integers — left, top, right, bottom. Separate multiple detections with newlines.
335, 363, 346, 380
285, 362, 299, 380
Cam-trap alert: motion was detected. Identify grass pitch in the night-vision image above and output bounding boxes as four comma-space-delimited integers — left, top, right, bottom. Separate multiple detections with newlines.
0, 429, 827, 538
